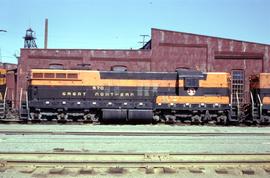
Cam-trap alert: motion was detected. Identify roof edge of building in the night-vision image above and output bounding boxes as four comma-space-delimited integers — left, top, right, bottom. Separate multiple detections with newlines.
151, 28, 270, 47
20, 48, 151, 51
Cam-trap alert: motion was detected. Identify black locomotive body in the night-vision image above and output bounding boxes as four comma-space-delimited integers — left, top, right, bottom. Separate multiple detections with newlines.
23, 69, 231, 124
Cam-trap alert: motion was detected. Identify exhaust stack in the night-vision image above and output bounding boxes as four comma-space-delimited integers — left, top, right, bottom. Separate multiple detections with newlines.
44, 18, 48, 49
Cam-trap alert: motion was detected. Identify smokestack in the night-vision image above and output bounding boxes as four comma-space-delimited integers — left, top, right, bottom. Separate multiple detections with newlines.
44, 18, 48, 49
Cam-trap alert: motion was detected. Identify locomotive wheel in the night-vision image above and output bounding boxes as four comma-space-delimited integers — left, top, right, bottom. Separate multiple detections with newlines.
91, 115, 99, 123
203, 110, 211, 123
30, 112, 41, 122
260, 115, 270, 125
83, 113, 92, 121
164, 115, 176, 123
153, 115, 160, 122
191, 115, 202, 125
57, 113, 67, 123
216, 115, 227, 125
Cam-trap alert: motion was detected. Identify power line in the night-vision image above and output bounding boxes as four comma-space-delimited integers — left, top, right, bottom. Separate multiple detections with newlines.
138, 34, 150, 46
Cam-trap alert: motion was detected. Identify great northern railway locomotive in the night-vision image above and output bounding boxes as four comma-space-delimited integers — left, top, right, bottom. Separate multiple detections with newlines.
21, 68, 232, 124
17, 68, 270, 124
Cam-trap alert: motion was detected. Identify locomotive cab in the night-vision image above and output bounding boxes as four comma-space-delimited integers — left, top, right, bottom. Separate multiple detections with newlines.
176, 69, 205, 95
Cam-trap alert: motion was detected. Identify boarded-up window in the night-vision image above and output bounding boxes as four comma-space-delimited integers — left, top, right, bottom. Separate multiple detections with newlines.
44, 73, 55, 78
56, 73, 66, 78
33, 73, 43, 78
67, 73, 78, 79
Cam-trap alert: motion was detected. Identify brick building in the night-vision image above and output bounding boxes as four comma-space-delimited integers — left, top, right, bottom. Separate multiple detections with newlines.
17, 28, 270, 108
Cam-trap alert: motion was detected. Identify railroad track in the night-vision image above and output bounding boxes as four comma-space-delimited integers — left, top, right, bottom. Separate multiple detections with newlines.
1, 130, 270, 136
1, 152, 270, 177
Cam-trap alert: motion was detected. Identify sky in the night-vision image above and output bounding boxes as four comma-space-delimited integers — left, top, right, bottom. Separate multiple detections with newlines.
0, 0, 270, 64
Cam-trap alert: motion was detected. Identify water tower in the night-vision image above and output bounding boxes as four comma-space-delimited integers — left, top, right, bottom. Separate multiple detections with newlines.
23, 28, 37, 48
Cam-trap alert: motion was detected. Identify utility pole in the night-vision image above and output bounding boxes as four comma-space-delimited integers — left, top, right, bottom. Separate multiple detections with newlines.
138, 34, 150, 46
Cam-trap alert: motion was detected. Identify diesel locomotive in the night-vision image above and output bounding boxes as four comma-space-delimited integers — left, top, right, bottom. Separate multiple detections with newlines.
21, 68, 232, 124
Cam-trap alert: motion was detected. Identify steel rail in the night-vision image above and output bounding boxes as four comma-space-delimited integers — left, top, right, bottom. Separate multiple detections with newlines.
1, 152, 270, 166
0, 130, 270, 136
1, 152, 270, 177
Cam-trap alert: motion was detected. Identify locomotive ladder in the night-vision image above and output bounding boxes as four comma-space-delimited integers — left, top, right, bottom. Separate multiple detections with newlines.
250, 91, 262, 124
0, 87, 7, 119
19, 89, 29, 120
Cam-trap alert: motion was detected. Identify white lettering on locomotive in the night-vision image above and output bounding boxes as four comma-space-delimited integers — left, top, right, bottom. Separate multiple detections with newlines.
62, 91, 86, 96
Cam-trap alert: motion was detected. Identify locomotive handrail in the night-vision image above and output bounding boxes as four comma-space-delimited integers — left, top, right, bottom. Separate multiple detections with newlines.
19, 88, 22, 112
25, 91, 29, 115
235, 91, 238, 103
236, 91, 241, 119
250, 91, 254, 117
3, 87, 8, 116
230, 91, 233, 105
257, 94, 262, 106
257, 94, 262, 119
250, 92, 254, 105
236, 91, 239, 106
25, 91, 28, 110
19, 88, 25, 118
19, 88, 22, 113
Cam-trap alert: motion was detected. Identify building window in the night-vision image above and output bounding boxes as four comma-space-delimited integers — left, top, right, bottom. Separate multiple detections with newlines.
111, 65, 127, 72
49, 64, 64, 69
231, 70, 245, 104
176, 67, 190, 71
